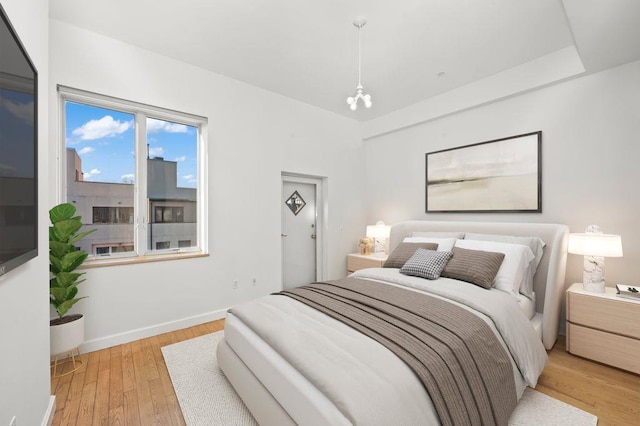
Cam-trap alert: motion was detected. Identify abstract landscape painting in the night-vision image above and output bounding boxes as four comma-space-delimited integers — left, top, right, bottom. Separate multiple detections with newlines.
426, 132, 541, 212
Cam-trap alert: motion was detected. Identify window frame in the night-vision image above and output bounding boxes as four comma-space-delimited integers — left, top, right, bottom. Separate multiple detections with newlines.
57, 86, 209, 265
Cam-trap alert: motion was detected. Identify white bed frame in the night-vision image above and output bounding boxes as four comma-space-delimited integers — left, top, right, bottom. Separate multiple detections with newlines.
218, 221, 569, 425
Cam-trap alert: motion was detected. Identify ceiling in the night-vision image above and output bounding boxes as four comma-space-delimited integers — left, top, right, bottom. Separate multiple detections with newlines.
49, 0, 640, 121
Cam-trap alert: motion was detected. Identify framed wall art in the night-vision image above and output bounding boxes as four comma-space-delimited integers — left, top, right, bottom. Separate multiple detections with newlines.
425, 131, 541, 213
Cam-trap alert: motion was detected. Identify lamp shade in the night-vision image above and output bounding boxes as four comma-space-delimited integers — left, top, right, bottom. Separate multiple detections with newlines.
568, 233, 623, 257
366, 222, 391, 239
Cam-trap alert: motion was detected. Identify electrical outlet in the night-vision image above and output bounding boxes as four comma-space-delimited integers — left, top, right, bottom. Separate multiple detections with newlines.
232, 280, 239, 290
9, 416, 16, 426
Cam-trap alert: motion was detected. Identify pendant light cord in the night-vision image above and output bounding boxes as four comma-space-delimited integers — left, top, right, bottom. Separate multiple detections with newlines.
357, 25, 362, 87
346, 16, 371, 110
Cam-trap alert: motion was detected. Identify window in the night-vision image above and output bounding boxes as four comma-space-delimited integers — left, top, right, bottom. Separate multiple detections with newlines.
93, 207, 134, 224
94, 244, 134, 256
155, 241, 170, 250
96, 247, 109, 256
153, 206, 184, 223
60, 86, 207, 262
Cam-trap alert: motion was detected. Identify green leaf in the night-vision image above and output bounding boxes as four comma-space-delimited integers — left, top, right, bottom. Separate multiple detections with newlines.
49, 254, 62, 275
53, 220, 83, 243
54, 271, 83, 288
56, 297, 87, 317
50, 287, 67, 302
69, 228, 97, 245
67, 286, 78, 300
49, 240, 74, 259
60, 251, 88, 273
50, 203, 76, 224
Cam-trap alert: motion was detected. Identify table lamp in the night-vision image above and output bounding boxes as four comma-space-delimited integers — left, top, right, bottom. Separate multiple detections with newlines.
568, 225, 623, 293
366, 221, 391, 254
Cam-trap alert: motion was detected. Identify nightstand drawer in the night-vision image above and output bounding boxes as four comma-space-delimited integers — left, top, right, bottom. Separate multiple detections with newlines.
567, 291, 640, 339
567, 323, 640, 374
347, 254, 386, 273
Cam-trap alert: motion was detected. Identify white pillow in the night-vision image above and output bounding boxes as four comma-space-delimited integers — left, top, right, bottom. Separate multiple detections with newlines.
410, 231, 466, 239
403, 237, 456, 252
464, 233, 545, 268
454, 239, 535, 297
464, 233, 545, 299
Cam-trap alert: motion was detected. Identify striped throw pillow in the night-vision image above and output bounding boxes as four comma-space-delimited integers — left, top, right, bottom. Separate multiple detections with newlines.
384, 242, 439, 268
441, 247, 505, 289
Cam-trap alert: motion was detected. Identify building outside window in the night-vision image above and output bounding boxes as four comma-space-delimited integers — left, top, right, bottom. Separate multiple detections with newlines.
95, 244, 134, 256
154, 206, 184, 223
60, 87, 207, 260
155, 241, 170, 250
93, 207, 134, 224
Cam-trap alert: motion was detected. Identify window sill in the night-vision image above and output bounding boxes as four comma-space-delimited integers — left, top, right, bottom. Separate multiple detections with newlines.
78, 251, 209, 269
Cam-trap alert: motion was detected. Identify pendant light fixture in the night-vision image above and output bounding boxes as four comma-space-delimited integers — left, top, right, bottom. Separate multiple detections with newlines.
346, 16, 372, 111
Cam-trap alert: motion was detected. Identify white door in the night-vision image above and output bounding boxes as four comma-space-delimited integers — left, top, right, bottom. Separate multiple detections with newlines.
282, 179, 317, 290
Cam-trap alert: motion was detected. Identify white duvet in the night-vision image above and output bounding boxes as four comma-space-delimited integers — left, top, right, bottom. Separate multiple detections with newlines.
226, 269, 548, 425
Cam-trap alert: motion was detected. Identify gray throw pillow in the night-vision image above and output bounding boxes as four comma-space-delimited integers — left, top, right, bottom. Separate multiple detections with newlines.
400, 249, 453, 280
441, 247, 505, 289
384, 242, 439, 268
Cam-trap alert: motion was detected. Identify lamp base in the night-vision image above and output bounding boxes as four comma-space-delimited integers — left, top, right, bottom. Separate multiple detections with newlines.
583, 280, 605, 293
373, 238, 388, 254
582, 255, 606, 293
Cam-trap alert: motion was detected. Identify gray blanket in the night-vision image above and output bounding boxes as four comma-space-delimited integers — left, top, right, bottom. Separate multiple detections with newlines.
277, 278, 517, 426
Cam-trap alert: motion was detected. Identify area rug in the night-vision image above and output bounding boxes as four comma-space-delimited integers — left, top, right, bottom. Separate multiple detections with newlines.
161, 332, 597, 426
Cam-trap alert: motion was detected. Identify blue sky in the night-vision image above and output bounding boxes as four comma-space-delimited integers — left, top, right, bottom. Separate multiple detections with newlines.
65, 101, 197, 188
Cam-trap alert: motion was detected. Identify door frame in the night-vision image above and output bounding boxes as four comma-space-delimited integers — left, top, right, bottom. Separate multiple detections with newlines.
281, 172, 327, 287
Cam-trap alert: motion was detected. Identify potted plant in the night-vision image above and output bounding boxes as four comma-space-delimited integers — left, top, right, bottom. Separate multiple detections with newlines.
49, 203, 96, 360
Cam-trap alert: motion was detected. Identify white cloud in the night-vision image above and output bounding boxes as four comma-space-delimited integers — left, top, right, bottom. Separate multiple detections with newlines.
72, 115, 132, 140
77, 147, 95, 155
175, 156, 187, 162
1, 99, 34, 124
121, 173, 135, 183
183, 174, 196, 183
83, 168, 101, 180
147, 118, 188, 133
149, 146, 164, 157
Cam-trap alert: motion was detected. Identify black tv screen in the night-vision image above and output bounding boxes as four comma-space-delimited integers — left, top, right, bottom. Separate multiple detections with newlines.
0, 4, 38, 277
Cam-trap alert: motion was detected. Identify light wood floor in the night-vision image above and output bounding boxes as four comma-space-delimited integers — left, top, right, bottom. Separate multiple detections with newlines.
51, 320, 639, 425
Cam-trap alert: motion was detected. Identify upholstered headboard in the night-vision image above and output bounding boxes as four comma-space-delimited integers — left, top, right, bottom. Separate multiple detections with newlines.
389, 221, 569, 350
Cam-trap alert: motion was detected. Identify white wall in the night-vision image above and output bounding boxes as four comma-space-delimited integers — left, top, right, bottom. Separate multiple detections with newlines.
0, 0, 51, 424
365, 60, 640, 290
48, 20, 366, 350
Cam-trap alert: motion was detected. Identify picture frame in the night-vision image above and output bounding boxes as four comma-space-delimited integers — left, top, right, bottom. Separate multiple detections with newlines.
425, 131, 541, 213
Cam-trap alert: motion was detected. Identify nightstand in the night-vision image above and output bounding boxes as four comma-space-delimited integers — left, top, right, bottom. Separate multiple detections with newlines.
566, 282, 640, 374
347, 253, 388, 273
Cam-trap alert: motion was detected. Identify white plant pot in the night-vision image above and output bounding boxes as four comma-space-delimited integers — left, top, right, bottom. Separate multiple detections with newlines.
50, 314, 85, 356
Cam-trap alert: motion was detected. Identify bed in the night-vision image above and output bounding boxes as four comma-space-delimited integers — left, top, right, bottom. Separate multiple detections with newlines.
217, 221, 569, 425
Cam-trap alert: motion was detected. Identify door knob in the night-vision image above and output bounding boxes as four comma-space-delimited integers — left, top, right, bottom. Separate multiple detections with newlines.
281, 233, 288, 237
311, 234, 316, 239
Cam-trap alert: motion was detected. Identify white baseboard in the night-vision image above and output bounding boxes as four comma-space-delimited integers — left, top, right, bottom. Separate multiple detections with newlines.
79, 308, 228, 354
42, 396, 56, 426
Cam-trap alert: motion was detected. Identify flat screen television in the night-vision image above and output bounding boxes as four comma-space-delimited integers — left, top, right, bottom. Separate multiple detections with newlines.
0, 4, 38, 277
